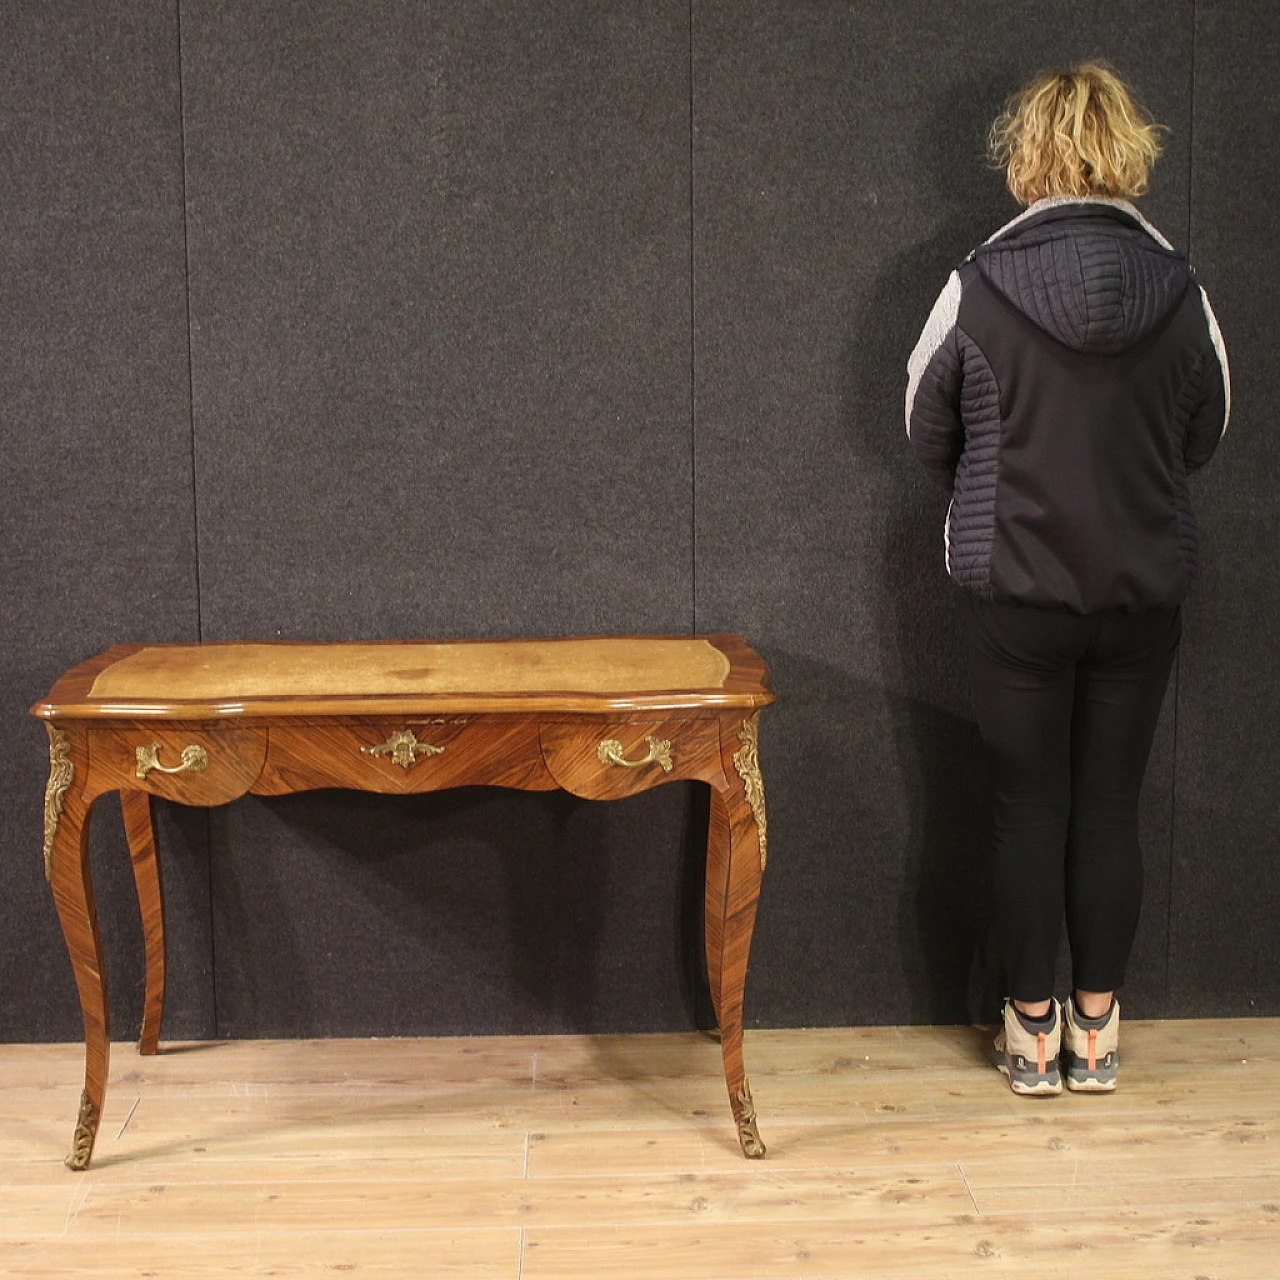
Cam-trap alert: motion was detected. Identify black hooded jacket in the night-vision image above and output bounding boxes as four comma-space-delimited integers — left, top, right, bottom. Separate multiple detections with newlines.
906, 198, 1229, 613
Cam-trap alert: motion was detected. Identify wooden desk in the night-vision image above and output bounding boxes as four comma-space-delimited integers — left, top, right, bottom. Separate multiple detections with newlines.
33, 636, 773, 1171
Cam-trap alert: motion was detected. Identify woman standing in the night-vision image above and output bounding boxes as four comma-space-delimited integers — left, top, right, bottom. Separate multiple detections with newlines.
905, 64, 1229, 1094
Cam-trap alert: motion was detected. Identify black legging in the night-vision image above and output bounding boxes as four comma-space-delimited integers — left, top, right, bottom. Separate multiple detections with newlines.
964, 596, 1181, 1003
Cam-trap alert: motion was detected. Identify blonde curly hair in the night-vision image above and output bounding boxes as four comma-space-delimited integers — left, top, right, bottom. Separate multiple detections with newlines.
989, 63, 1166, 205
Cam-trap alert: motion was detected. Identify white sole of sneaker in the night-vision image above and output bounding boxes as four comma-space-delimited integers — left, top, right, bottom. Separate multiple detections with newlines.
1064, 1075, 1116, 1093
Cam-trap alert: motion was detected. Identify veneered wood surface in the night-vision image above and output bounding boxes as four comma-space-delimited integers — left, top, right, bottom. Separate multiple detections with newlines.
44, 727, 109, 1170
539, 718, 726, 800
85, 725, 268, 805
33, 636, 772, 720
121, 791, 165, 1056
704, 712, 768, 1154
254, 719, 556, 795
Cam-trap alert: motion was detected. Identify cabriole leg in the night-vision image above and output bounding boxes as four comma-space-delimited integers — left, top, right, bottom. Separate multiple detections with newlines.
122, 790, 165, 1056
705, 712, 769, 1158
43, 726, 109, 1172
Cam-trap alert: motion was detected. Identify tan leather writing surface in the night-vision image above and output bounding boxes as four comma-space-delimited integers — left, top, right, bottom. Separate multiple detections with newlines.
89, 638, 733, 701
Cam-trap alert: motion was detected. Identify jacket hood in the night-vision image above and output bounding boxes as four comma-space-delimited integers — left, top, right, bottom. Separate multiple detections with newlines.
972, 200, 1191, 354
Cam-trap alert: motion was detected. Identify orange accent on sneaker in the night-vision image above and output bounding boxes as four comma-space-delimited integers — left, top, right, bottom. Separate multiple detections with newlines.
1088, 1029, 1098, 1072
1037, 1032, 1047, 1075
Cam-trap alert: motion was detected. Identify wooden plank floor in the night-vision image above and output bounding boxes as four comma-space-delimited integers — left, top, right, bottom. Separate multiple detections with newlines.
3, 1021, 1278, 1278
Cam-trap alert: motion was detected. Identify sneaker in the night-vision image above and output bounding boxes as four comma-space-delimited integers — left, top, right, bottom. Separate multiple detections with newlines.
993, 999, 1062, 1096
1062, 996, 1119, 1092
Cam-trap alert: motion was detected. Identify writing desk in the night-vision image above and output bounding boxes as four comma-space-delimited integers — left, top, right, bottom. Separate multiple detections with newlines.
33, 636, 773, 1170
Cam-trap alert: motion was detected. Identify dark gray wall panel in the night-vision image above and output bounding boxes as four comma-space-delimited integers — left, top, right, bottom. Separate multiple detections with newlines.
178, 2, 697, 1036
182, 0, 693, 642
0, 4, 210, 1042
210, 786, 709, 1038
1169, 1, 1280, 1015
693, 2, 1194, 1025
9, 1, 1277, 1047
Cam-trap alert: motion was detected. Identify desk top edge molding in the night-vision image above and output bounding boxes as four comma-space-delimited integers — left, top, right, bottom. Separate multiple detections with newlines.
32, 634, 774, 721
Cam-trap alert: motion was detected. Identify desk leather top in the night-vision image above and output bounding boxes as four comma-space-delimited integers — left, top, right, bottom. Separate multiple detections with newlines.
32, 636, 773, 720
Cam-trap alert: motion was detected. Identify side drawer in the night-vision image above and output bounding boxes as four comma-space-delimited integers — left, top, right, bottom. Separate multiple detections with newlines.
256, 719, 554, 794
539, 718, 725, 800
87, 725, 267, 805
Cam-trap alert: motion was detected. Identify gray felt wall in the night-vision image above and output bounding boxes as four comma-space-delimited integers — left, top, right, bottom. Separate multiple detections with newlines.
3, 1, 1275, 1045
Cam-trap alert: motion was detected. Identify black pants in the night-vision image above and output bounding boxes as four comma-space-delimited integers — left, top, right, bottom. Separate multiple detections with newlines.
964, 596, 1181, 1003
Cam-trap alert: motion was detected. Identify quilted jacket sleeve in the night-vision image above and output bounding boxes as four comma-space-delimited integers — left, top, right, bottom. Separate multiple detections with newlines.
1184, 285, 1231, 472
905, 271, 964, 494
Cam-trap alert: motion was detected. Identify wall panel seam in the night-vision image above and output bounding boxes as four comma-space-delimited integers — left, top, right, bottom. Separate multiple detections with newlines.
1186, 0, 1198, 267
176, 0, 202, 645
175, 0, 219, 1041
688, 0, 698, 635
1166, 0, 1198, 1016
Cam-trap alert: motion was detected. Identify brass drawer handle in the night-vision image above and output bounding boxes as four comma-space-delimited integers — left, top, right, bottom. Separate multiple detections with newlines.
361, 729, 446, 771
136, 743, 209, 779
597, 735, 674, 773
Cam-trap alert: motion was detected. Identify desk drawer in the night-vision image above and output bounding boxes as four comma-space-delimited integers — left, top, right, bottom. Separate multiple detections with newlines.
256, 720, 554, 794
87, 725, 267, 804
539, 718, 724, 800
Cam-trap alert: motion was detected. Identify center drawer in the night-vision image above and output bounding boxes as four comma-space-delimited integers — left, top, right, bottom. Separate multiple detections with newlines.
256, 719, 554, 794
